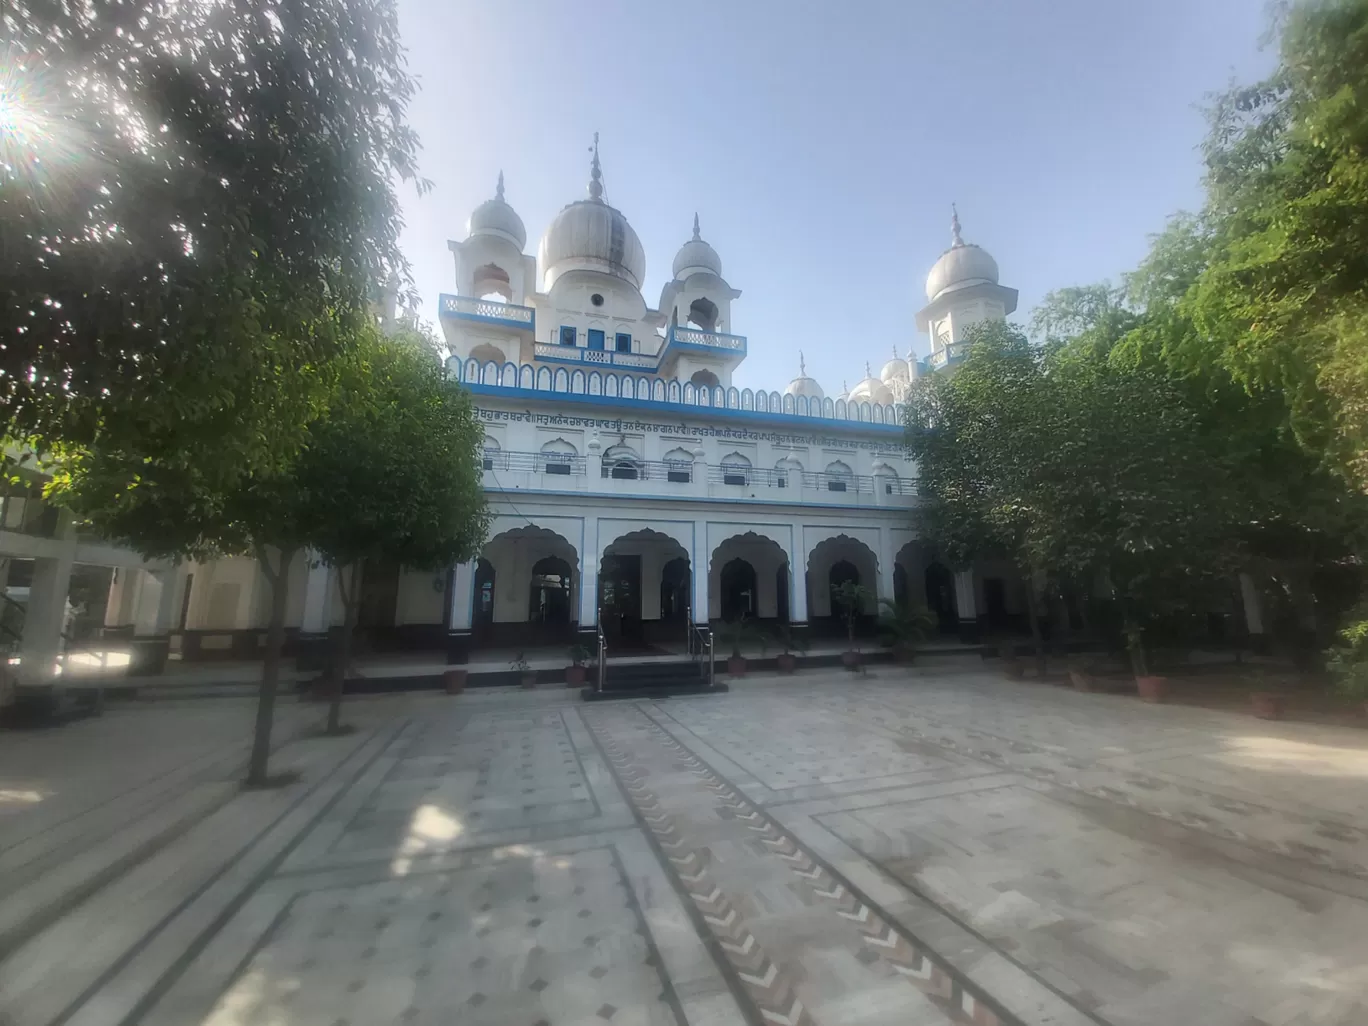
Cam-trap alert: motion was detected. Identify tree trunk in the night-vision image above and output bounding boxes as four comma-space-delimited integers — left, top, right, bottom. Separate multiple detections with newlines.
247, 545, 296, 787
1025, 579, 1047, 678
327, 562, 362, 735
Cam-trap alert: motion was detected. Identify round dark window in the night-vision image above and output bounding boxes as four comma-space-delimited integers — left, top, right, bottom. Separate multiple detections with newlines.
590, 293, 604, 307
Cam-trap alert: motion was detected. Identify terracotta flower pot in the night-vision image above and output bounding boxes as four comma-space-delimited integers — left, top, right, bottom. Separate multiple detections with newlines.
520, 672, 537, 690
1069, 669, 1092, 692
565, 665, 587, 687
1250, 692, 1285, 720
1136, 675, 1168, 703
727, 655, 748, 677
776, 652, 798, 674
443, 669, 467, 695
841, 650, 860, 670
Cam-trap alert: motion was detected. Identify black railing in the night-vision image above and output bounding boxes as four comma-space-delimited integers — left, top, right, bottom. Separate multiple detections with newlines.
482, 450, 587, 476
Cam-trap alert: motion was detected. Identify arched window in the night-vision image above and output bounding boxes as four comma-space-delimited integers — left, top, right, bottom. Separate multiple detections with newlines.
539, 438, 578, 476
775, 457, 803, 490
482, 435, 501, 471
824, 460, 854, 493
689, 368, 720, 390
687, 297, 719, 332
719, 451, 751, 487
473, 263, 512, 303
602, 443, 641, 481
662, 446, 694, 484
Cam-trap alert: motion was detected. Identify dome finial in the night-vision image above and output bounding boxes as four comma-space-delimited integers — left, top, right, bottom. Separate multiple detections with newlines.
951, 203, 964, 248
495, 170, 505, 202
692, 212, 701, 241
799, 349, 806, 376
588, 132, 603, 202
865, 361, 872, 377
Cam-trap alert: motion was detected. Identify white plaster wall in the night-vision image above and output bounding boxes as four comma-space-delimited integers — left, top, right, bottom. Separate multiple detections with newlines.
395, 569, 445, 625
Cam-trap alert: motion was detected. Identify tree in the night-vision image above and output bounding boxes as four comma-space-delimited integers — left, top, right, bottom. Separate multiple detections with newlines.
831, 581, 874, 648
1184, 0, 1368, 491
3, 0, 422, 501
297, 328, 489, 734
904, 321, 1057, 673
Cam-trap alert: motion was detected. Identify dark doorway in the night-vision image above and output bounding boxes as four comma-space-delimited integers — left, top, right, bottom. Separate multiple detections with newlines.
660, 557, 690, 622
599, 554, 642, 644
720, 558, 757, 621
983, 578, 1008, 632
924, 562, 957, 634
828, 560, 859, 593
776, 564, 790, 623
529, 556, 573, 624
358, 561, 399, 630
893, 563, 908, 607
473, 558, 495, 641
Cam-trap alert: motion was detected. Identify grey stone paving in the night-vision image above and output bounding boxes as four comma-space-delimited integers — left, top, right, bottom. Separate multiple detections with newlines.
4, 672, 1368, 1026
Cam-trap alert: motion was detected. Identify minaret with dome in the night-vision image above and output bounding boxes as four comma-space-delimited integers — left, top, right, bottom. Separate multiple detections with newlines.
914, 205, 1018, 371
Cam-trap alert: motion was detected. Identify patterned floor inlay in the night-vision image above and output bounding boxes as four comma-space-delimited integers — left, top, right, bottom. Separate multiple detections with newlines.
587, 704, 1019, 1026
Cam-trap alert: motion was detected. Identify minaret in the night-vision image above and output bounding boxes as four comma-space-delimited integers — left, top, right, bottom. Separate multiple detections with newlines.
915, 205, 1017, 369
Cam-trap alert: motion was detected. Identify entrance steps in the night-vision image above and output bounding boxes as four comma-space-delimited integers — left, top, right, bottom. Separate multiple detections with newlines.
580, 657, 727, 701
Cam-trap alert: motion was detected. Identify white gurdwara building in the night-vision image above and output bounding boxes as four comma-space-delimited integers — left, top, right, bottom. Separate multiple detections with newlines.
427, 149, 1019, 659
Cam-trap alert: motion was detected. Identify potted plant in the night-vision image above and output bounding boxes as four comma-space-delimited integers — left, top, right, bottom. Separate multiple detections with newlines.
565, 644, 591, 687
877, 599, 935, 665
1127, 624, 1167, 702
1327, 604, 1368, 716
1250, 691, 1286, 719
510, 652, 536, 689
772, 624, 808, 674
443, 667, 468, 694
831, 580, 874, 670
722, 616, 763, 676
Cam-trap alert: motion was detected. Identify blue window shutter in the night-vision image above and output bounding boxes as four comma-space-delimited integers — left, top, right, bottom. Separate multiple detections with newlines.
559, 325, 576, 346
615, 332, 632, 353
587, 329, 605, 351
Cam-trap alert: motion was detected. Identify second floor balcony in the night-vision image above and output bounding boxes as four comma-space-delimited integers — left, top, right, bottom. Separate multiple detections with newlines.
479, 449, 916, 507
439, 295, 536, 332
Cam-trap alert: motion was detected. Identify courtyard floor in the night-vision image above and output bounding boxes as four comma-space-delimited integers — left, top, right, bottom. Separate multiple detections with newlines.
3, 669, 1368, 1026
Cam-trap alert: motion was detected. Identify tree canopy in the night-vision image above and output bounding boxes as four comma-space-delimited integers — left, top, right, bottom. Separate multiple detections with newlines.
2, 0, 422, 502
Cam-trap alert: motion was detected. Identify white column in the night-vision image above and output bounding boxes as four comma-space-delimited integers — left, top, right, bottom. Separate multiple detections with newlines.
449, 560, 475, 630
299, 554, 334, 633
579, 517, 599, 627
784, 531, 807, 624
1239, 573, 1264, 636
690, 521, 709, 623
19, 513, 76, 687
876, 527, 896, 606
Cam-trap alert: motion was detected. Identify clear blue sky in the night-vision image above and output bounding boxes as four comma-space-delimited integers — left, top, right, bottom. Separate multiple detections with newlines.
395, 0, 1273, 394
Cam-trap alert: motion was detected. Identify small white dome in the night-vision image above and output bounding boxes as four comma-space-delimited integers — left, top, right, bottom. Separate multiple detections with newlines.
673, 213, 722, 278
924, 206, 999, 302
880, 345, 910, 383
467, 173, 526, 249
783, 352, 824, 399
836, 380, 850, 402
848, 363, 894, 405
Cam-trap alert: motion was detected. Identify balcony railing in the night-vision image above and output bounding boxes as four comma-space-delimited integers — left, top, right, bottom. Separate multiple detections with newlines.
667, 326, 747, 353
928, 342, 969, 370
532, 343, 656, 369
480, 451, 916, 497
440, 295, 535, 327
482, 450, 586, 476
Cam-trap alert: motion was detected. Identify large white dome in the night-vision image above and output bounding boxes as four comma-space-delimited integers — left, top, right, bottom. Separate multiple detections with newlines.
538, 140, 646, 290
467, 173, 526, 249
924, 206, 999, 302
783, 352, 824, 399
849, 363, 894, 405
925, 244, 998, 302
